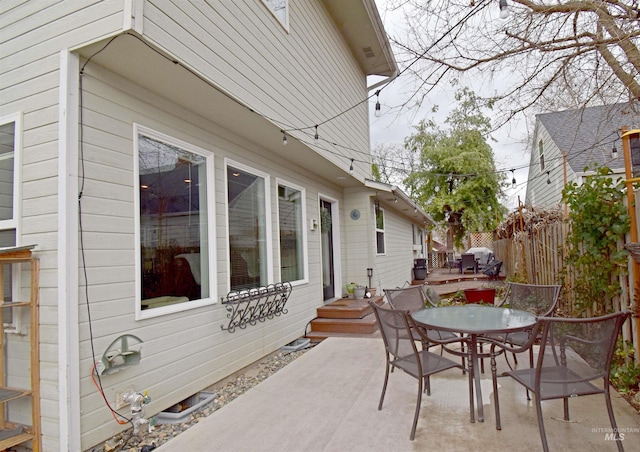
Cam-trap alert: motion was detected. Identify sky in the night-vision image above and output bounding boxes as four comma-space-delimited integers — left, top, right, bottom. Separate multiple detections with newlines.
369, 0, 531, 211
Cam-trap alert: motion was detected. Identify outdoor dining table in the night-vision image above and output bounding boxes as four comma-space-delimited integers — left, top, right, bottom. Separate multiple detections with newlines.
411, 304, 537, 423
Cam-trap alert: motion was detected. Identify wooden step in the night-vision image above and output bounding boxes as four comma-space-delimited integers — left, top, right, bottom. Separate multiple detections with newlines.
316, 296, 381, 319
309, 313, 378, 335
305, 330, 379, 342
306, 295, 384, 342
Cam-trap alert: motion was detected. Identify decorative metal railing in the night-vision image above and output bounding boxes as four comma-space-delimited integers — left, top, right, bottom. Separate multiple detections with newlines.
220, 282, 292, 333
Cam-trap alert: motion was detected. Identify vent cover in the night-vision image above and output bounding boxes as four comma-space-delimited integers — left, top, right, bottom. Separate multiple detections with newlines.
362, 46, 375, 58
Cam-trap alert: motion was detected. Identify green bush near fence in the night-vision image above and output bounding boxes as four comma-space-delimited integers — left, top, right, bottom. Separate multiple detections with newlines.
562, 166, 630, 316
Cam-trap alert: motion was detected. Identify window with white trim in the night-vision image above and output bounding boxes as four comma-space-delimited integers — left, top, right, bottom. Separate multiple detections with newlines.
277, 181, 306, 283
413, 224, 424, 254
538, 139, 545, 171
375, 206, 385, 255
0, 115, 20, 330
227, 164, 270, 290
261, 0, 289, 29
135, 126, 213, 316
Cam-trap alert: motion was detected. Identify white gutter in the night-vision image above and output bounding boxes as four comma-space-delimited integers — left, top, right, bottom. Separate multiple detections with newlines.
364, 179, 435, 225
367, 71, 398, 92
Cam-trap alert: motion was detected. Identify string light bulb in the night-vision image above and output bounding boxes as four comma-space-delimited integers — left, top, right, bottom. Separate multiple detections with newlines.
282, 131, 287, 146
349, 158, 354, 173
374, 90, 381, 118
612, 144, 618, 159
499, 0, 509, 19
546, 171, 551, 184
314, 125, 319, 144
511, 169, 516, 188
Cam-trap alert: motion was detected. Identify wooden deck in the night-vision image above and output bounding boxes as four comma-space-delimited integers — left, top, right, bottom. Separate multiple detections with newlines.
305, 268, 505, 342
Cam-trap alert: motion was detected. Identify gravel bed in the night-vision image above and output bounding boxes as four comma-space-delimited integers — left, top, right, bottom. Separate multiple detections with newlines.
94, 346, 312, 452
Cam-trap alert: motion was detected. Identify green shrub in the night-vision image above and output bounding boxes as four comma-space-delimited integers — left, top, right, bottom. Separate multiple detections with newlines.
611, 339, 640, 394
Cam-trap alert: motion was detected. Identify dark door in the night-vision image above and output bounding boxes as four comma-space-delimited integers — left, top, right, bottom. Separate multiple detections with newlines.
320, 199, 335, 301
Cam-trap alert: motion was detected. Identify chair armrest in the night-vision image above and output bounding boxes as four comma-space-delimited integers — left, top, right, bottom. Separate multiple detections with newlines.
482, 321, 542, 355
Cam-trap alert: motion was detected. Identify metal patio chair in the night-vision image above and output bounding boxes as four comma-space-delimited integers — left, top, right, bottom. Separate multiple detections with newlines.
480, 259, 502, 280
491, 283, 561, 369
446, 252, 460, 273
384, 286, 459, 346
368, 301, 470, 440
487, 311, 630, 452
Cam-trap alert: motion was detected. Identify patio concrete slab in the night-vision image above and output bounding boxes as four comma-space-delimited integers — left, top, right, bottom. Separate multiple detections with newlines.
155, 337, 640, 452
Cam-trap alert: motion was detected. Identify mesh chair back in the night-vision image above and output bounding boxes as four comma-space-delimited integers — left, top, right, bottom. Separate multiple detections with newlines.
537, 312, 629, 386
384, 286, 430, 311
370, 302, 420, 363
423, 286, 441, 307
504, 283, 561, 316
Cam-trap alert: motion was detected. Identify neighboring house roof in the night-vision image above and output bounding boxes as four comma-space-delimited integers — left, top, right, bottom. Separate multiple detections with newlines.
537, 102, 640, 174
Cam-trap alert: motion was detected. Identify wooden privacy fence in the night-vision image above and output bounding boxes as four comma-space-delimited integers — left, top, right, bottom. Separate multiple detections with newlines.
493, 222, 630, 320
494, 222, 565, 286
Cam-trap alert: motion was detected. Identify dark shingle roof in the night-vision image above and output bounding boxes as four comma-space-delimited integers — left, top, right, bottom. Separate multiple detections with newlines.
537, 103, 640, 173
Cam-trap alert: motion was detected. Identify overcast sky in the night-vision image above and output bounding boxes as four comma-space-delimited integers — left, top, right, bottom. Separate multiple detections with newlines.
369, 0, 531, 210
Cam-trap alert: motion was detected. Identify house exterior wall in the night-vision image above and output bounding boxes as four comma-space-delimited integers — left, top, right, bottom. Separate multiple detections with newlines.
2, 2, 127, 450
343, 187, 426, 292
78, 61, 347, 448
141, 0, 370, 178
372, 206, 423, 288
525, 122, 577, 208
1, 0, 405, 449
525, 104, 637, 209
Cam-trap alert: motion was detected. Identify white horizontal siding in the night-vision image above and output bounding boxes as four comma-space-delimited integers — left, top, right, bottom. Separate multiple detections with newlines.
1, 0, 383, 447
374, 207, 420, 289
526, 124, 567, 208
75, 59, 342, 447
2, 7, 123, 74
1, 1, 129, 448
142, 0, 370, 177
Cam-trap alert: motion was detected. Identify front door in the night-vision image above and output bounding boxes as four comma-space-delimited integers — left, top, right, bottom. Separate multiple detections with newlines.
320, 199, 335, 302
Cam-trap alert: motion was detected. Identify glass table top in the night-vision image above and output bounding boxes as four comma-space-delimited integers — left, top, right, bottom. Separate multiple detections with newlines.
411, 304, 537, 334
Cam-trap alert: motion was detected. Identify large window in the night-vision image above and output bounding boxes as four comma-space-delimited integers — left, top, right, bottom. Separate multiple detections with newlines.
136, 127, 212, 315
375, 206, 385, 255
227, 163, 270, 290
277, 181, 305, 283
0, 116, 20, 329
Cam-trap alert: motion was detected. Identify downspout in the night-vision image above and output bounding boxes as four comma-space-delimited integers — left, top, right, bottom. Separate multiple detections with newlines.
59, 49, 82, 451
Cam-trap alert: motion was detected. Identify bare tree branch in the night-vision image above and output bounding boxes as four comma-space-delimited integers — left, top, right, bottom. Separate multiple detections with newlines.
383, 0, 640, 128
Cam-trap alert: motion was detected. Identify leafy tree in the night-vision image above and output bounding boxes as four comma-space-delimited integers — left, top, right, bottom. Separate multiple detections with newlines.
562, 166, 629, 316
384, 0, 640, 127
404, 88, 507, 246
